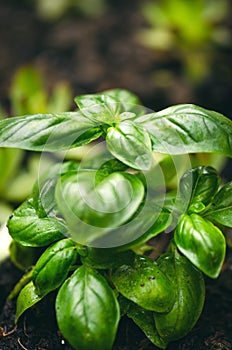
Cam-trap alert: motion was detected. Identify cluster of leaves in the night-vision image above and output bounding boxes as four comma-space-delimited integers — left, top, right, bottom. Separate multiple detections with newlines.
0, 89, 232, 349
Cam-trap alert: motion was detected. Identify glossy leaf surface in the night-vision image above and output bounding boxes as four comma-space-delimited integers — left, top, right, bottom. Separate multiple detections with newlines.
111, 255, 175, 312
0, 112, 102, 151
106, 121, 153, 170
7, 196, 66, 247
92, 192, 171, 248
16, 281, 42, 322
175, 214, 226, 278
33, 238, 78, 296
204, 181, 232, 227
123, 298, 168, 349
102, 88, 145, 115
75, 93, 119, 124
75, 89, 143, 124
102, 88, 141, 108
55, 171, 144, 245
154, 250, 205, 343
114, 210, 172, 251
80, 247, 135, 269
33, 161, 79, 217
179, 166, 220, 212
56, 266, 120, 350
96, 158, 128, 180
136, 104, 232, 157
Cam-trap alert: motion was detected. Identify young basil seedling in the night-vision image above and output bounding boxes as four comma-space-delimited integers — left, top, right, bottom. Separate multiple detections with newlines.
1, 89, 231, 349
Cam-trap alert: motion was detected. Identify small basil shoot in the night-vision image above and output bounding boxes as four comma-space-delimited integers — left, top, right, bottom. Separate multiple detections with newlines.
1, 89, 231, 349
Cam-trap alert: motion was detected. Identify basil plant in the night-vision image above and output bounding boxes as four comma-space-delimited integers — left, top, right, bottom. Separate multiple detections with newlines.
0, 89, 232, 349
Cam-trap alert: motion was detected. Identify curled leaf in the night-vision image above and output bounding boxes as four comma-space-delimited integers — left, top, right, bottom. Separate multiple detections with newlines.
204, 181, 232, 227
55, 170, 144, 245
154, 250, 205, 343
33, 238, 78, 296
111, 254, 175, 313
179, 166, 221, 211
106, 121, 153, 170
7, 196, 66, 247
16, 281, 42, 323
175, 214, 226, 278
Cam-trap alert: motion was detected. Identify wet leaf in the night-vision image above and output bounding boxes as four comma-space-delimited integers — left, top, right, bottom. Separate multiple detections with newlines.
56, 266, 120, 350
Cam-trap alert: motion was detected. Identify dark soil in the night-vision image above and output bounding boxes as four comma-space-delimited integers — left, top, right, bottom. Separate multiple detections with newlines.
0, 253, 232, 350
0, 0, 232, 349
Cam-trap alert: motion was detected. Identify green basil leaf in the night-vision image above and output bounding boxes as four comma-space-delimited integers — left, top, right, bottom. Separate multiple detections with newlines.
102, 88, 141, 107
126, 211, 172, 248
8, 269, 33, 300
95, 158, 128, 184
136, 104, 232, 157
97, 158, 128, 174
56, 266, 120, 350
75, 93, 120, 124
55, 171, 144, 245
111, 255, 175, 312
16, 281, 42, 323
33, 174, 61, 218
175, 214, 226, 278
91, 186, 170, 248
7, 196, 66, 247
33, 238, 78, 296
0, 112, 102, 151
124, 298, 168, 349
118, 112, 136, 121
179, 166, 221, 212
9, 241, 41, 271
204, 181, 232, 227
80, 247, 135, 269
106, 121, 153, 170
33, 161, 79, 217
75, 89, 143, 123
102, 88, 145, 116
107, 209, 171, 251
154, 249, 205, 343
